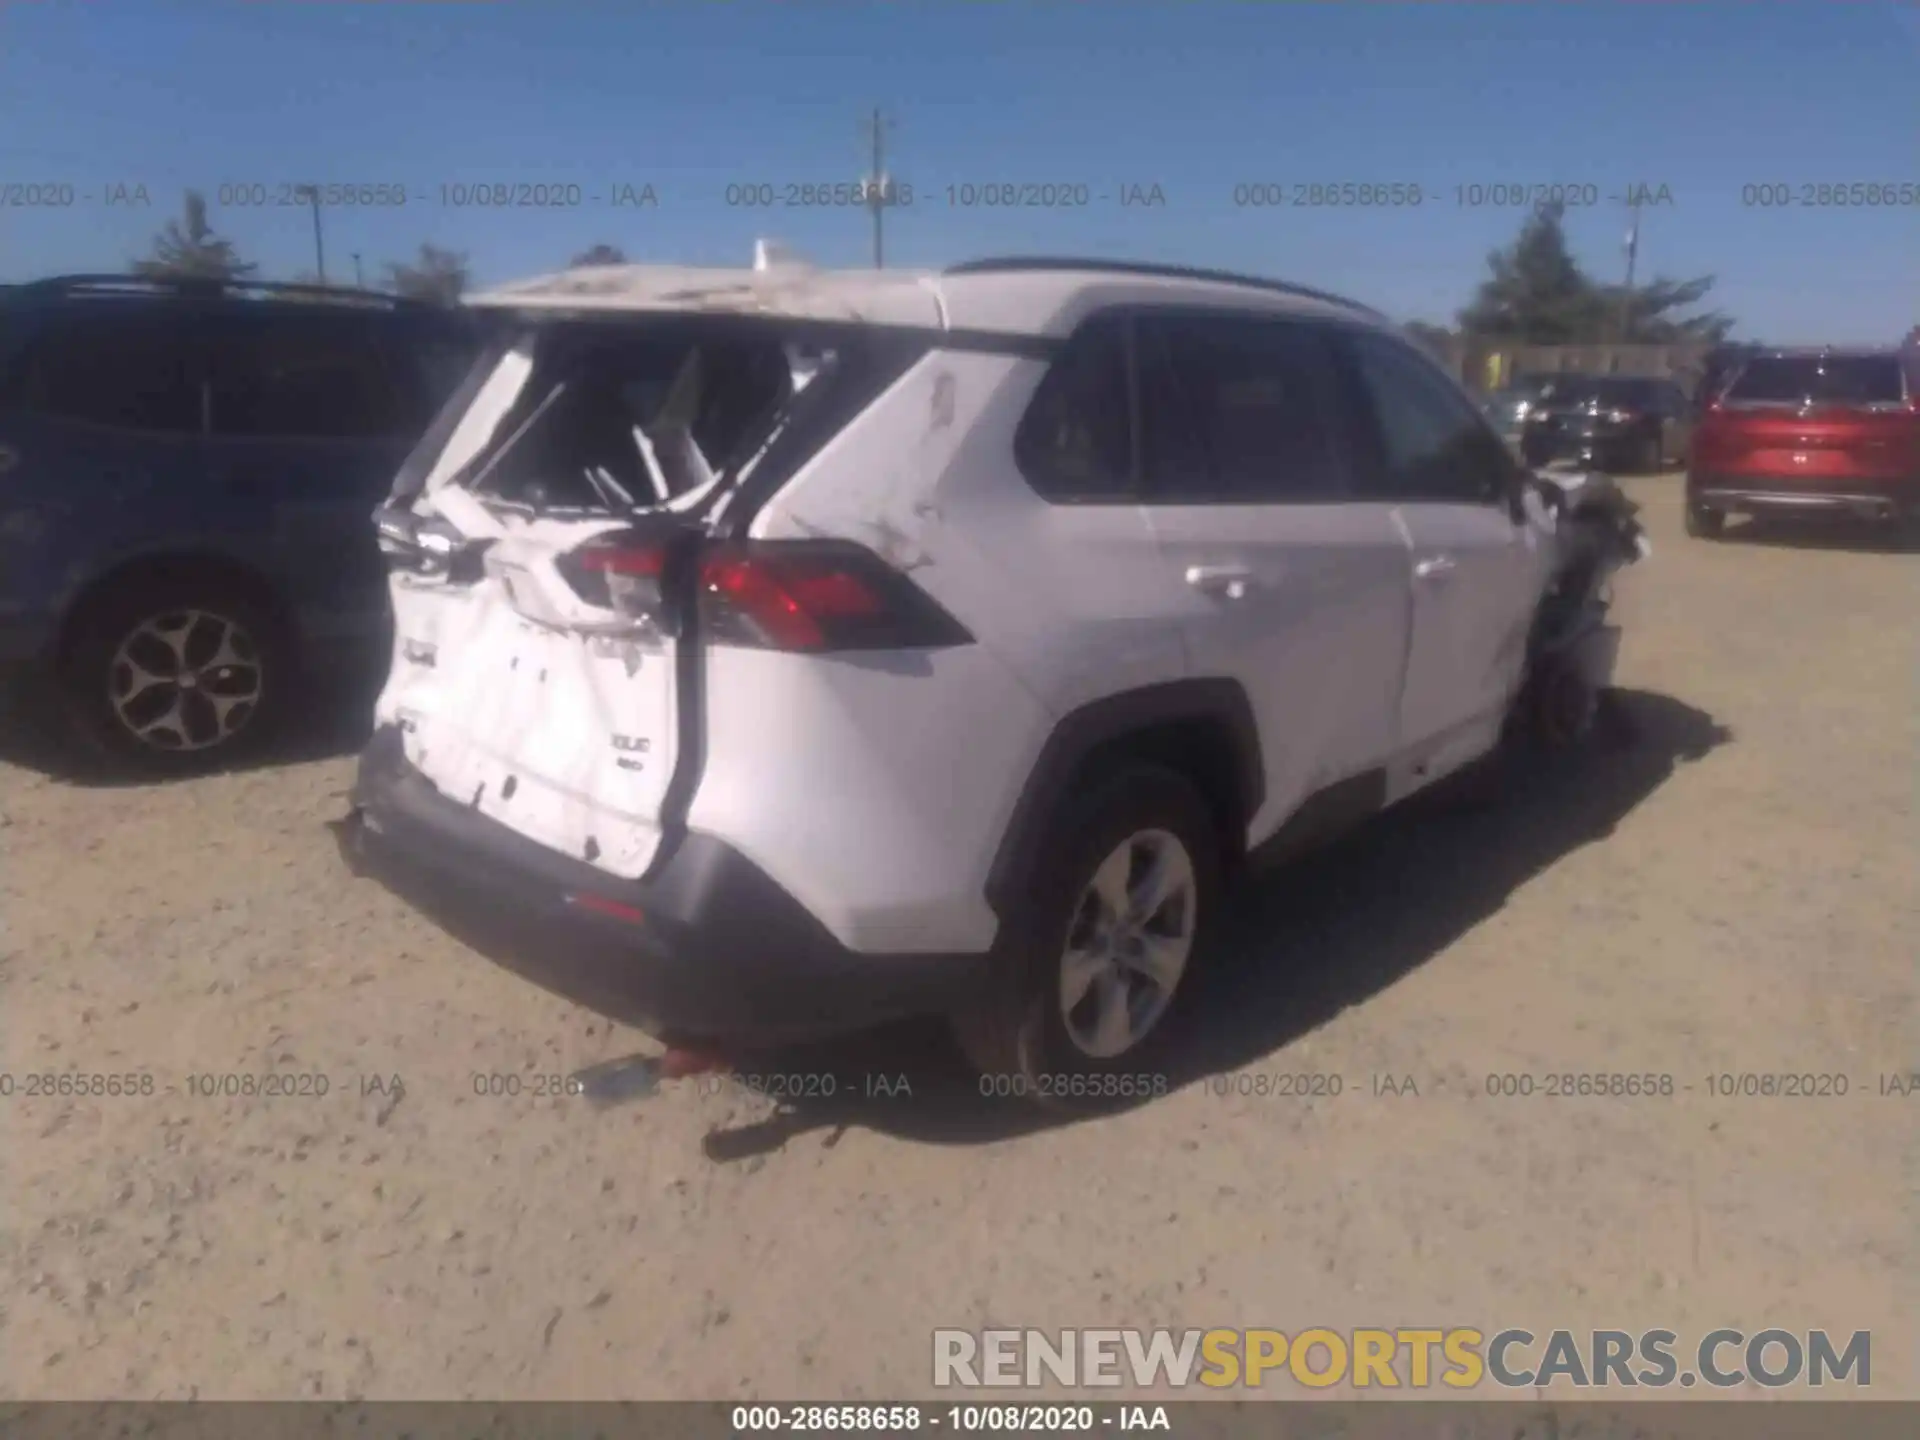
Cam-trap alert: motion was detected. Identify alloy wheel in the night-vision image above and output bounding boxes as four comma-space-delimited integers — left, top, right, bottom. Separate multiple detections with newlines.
107, 609, 264, 752
1057, 829, 1197, 1059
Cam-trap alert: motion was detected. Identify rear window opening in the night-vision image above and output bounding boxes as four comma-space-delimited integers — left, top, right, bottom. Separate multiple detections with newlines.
1723, 355, 1908, 409
438, 318, 849, 518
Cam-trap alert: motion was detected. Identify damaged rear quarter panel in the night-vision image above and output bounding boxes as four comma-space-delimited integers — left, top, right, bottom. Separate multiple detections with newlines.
694, 349, 1055, 954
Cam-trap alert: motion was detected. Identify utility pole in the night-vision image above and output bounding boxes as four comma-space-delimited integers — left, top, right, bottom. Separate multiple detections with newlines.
861, 107, 893, 269
297, 185, 327, 283
1618, 192, 1642, 344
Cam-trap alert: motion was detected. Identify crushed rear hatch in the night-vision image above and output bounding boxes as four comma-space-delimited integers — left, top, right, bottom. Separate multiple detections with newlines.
370, 267, 940, 879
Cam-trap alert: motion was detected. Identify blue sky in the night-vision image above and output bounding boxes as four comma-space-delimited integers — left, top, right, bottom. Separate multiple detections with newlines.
2, 1, 1915, 343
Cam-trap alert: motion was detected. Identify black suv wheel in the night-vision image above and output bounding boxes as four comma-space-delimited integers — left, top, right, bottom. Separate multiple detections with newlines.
61, 573, 292, 773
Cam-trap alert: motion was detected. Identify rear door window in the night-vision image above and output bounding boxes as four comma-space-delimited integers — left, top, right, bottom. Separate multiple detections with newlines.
1014, 315, 1135, 502
1726, 356, 1906, 407
207, 313, 410, 440
1605, 379, 1663, 411
21, 313, 202, 434
1137, 312, 1353, 503
384, 323, 483, 433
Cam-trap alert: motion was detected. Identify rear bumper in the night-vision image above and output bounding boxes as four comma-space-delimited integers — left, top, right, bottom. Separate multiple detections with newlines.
1687, 474, 1918, 521
337, 726, 994, 1046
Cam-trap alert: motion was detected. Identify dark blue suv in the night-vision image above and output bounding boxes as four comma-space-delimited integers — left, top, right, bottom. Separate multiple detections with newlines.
0, 275, 477, 772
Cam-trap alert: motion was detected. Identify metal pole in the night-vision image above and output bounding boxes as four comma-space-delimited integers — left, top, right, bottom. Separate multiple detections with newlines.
865, 107, 887, 269
301, 187, 327, 284
1618, 195, 1641, 343
352, 252, 364, 288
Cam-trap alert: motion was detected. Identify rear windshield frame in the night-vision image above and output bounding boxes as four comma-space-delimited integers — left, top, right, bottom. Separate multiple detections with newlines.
390, 311, 921, 516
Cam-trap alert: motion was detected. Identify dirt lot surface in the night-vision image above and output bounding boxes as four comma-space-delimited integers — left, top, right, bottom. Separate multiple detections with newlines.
2, 477, 1913, 1402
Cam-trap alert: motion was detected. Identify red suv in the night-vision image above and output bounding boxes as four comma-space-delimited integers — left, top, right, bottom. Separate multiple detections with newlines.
1686, 348, 1919, 538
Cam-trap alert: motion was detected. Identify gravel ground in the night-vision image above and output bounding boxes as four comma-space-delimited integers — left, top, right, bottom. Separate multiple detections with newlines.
1, 477, 1914, 1401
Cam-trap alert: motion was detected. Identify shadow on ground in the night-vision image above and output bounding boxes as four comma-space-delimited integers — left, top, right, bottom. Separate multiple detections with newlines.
690, 687, 1731, 1159
0, 659, 382, 788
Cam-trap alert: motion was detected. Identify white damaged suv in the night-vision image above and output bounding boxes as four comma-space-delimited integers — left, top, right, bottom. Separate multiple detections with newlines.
338, 254, 1642, 1100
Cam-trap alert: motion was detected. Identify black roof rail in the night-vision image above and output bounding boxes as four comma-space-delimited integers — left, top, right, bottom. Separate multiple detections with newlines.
942, 256, 1388, 321
13, 273, 438, 310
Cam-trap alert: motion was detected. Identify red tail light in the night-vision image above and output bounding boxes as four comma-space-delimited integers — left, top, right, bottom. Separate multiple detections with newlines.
558, 535, 972, 653
697, 542, 972, 653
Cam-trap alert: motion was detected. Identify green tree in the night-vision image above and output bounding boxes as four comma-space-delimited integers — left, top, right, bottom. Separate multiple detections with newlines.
383, 244, 469, 305
1596, 276, 1734, 345
1459, 201, 1734, 345
569, 243, 628, 267
132, 190, 256, 280
1457, 201, 1597, 344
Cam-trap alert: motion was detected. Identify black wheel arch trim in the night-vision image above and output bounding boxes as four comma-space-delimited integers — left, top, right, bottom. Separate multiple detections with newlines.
983, 678, 1264, 921
54, 546, 299, 663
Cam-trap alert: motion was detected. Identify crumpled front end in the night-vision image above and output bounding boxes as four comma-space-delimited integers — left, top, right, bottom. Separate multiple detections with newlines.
1517, 469, 1649, 743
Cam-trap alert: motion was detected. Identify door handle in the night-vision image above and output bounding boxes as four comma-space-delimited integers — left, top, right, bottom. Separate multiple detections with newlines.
1184, 564, 1254, 600
1413, 555, 1456, 582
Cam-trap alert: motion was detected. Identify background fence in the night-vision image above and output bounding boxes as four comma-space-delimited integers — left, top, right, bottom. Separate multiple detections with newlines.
1419, 339, 1717, 395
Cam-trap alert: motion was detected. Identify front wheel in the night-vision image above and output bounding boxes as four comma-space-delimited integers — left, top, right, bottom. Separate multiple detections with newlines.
952, 766, 1221, 1112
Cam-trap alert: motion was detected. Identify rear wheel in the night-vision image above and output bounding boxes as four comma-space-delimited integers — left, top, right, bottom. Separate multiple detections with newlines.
1685, 502, 1725, 539
60, 574, 293, 774
1634, 432, 1662, 475
952, 765, 1220, 1112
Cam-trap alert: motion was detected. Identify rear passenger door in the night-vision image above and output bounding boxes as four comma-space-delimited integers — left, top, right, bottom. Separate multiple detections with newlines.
1342, 329, 1548, 778
997, 313, 1190, 713
1135, 311, 1414, 847
204, 311, 427, 646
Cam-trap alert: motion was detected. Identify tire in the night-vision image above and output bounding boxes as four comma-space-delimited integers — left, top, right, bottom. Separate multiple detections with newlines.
1635, 432, 1662, 475
1684, 502, 1724, 540
59, 573, 293, 774
952, 765, 1222, 1113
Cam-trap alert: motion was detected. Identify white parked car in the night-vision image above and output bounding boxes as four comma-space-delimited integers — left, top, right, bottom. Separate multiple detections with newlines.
339, 255, 1643, 1105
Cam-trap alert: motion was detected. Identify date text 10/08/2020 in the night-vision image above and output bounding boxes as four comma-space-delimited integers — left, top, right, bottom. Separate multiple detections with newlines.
722, 182, 1168, 209
730, 1406, 1173, 1433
